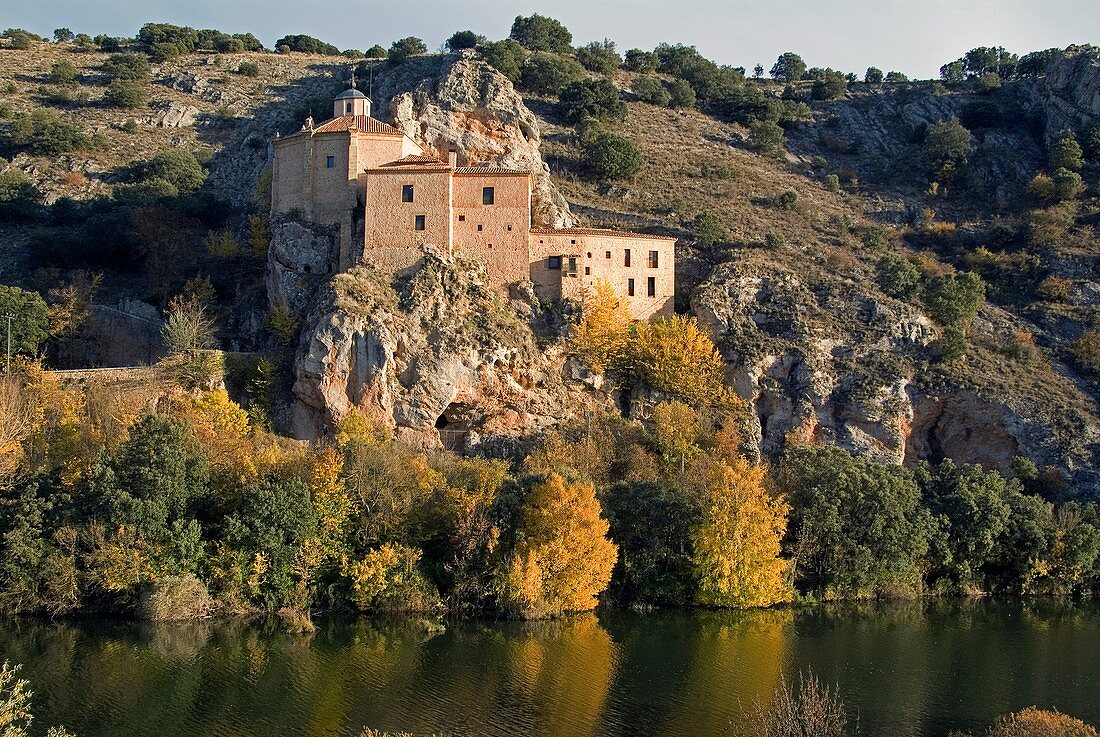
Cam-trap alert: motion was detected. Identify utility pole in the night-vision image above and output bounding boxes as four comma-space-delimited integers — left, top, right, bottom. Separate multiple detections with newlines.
4, 313, 13, 376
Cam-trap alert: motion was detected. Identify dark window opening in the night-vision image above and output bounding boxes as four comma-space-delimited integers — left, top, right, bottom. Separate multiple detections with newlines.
586, 252, 592, 258
628, 278, 635, 296
649, 250, 659, 268
507, 225, 513, 231
325, 155, 335, 168
345, 102, 353, 114
584, 266, 591, 275
548, 256, 562, 270
414, 214, 426, 231
605, 251, 611, 259
624, 248, 632, 267
488, 243, 493, 249
482, 186, 495, 205
477, 224, 483, 231
458, 214, 466, 222
402, 184, 414, 202
647, 276, 656, 297
570, 239, 577, 245
567, 257, 578, 274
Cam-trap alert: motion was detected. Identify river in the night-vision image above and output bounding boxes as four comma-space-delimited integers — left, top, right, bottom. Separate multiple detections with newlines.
2, 599, 1097, 737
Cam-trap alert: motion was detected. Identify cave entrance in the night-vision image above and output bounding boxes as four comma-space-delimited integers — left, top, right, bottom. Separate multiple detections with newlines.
436, 402, 472, 452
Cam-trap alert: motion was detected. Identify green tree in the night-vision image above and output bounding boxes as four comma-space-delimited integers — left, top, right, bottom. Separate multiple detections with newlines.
0, 286, 49, 356
811, 70, 848, 100
478, 39, 526, 84
865, 67, 884, 84
885, 71, 909, 83
1050, 132, 1084, 172
925, 117, 972, 180
581, 129, 643, 182
770, 52, 807, 82
559, 78, 626, 124
273, 34, 340, 56
47, 60, 77, 86
921, 271, 985, 327
365, 44, 387, 59
4, 110, 89, 154
940, 60, 966, 84
104, 79, 147, 109
576, 39, 620, 73
53, 27, 74, 43
509, 14, 573, 53
633, 76, 670, 106
0, 170, 40, 221
1052, 167, 1084, 201
693, 210, 725, 246
445, 30, 483, 51
875, 253, 920, 299
667, 78, 696, 108
748, 119, 786, 155
101, 53, 150, 81
520, 53, 584, 95
779, 446, 935, 598
135, 150, 206, 193
388, 36, 426, 62
975, 72, 1001, 93
623, 48, 658, 73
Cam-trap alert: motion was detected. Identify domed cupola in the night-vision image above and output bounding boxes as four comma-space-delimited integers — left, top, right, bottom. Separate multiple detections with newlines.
334, 85, 370, 118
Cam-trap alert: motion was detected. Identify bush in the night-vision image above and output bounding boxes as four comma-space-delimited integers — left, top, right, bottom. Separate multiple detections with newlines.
575, 39, 620, 73
237, 61, 260, 77
104, 79, 147, 108
558, 78, 626, 124
387, 36, 426, 62
581, 129, 643, 182
770, 52, 807, 82
4, 109, 89, 153
926, 117, 972, 169
776, 190, 798, 210
1071, 332, 1100, 373
1052, 167, 1084, 201
509, 13, 572, 53
667, 78, 696, 108
478, 39, 526, 84
811, 71, 848, 100
824, 174, 840, 192
445, 30, 482, 51
623, 48, 658, 73
344, 544, 440, 612
48, 60, 78, 86
865, 66, 884, 84
756, 672, 852, 737
149, 42, 184, 62
693, 210, 724, 246
273, 34, 340, 56
633, 75, 670, 106
875, 253, 920, 298
748, 119, 786, 155
975, 72, 1002, 93
974, 708, 1100, 737
1050, 132, 1084, 171
921, 271, 985, 327
102, 53, 151, 81
0, 285, 49, 355
134, 150, 206, 193
520, 53, 583, 95
365, 44, 386, 59
138, 573, 214, 620
0, 170, 40, 220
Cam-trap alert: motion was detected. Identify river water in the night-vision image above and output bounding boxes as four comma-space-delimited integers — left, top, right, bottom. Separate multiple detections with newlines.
2, 599, 1097, 737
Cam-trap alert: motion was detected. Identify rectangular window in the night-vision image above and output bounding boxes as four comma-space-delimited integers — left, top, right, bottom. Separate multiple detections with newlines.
477, 224, 483, 231
458, 215, 466, 222
624, 249, 632, 267
507, 225, 513, 231
628, 278, 635, 297
548, 256, 562, 270
482, 187, 495, 205
325, 155, 335, 169
567, 257, 577, 273
402, 184, 414, 202
647, 276, 656, 297
649, 250, 659, 268
605, 251, 611, 259
584, 266, 591, 275
414, 214, 426, 231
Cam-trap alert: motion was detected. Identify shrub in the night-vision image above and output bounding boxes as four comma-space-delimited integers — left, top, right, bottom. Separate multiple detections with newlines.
748, 119, 786, 155
149, 42, 184, 62
4, 109, 89, 153
237, 60, 260, 77
756, 671, 852, 737
764, 231, 785, 250
1027, 173, 1057, 203
520, 53, 583, 95
921, 271, 985, 327
667, 78, 696, 108
633, 75, 670, 106
509, 13, 572, 53
138, 573, 214, 620
365, 44, 386, 59
102, 53, 151, 81
976, 708, 1099, 737
693, 210, 725, 246
885, 71, 909, 83
824, 174, 840, 192
558, 78, 626, 124
53, 27, 74, 43
0, 285, 49, 355
865, 66, 884, 84
104, 79, 147, 108
135, 150, 206, 193
623, 48, 658, 73
1052, 167, 1084, 201
48, 60, 78, 86
387, 36, 426, 62
496, 473, 617, 619
0, 170, 40, 220
926, 117, 972, 169
581, 129, 643, 182
162, 295, 216, 354
975, 72, 1002, 93
478, 39, 526, 84
875, 253, 920, 298
445, 30, 482, 51
811, 71, 848, 100
575, 39, 620, 73
1050, 131, 1084, 172
344, 544, 440, 612
776, 190, 799, 210
1071, 332, 1100, 373
273, 34, 340, 56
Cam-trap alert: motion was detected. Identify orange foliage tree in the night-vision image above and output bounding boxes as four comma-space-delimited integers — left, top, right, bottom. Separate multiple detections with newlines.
570, 281, 633, 373
626, 315, 733, 407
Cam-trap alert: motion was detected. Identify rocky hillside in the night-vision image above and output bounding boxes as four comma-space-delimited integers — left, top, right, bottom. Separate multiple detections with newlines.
2, 38, 1100, 497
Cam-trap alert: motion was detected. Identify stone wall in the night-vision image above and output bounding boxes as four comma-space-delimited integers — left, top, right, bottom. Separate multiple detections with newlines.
362, 166, 453, 272
452, 171, 532, 291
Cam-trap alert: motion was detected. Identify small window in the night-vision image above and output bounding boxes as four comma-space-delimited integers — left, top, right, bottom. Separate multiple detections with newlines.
570, 239, 577, 245
325, 155, 335, 168
488, 243, 493, 248
345, 102, 353, 114
567, 257, 578, 274
477, 224, 483, 231
402, 184, 414, 202
584, 266, 591, 275
458, 215, 466, 222
414, 214, 426, 231
647, 276, 656, 297
586, 252, 592, 258
548, 256, 562, 270
482, 186, 495, 205
649, 250, 659, 268
624, 248, 632, 267
605, 251, 611, 259
628, 278, 635, 296
507, 225, 513, 231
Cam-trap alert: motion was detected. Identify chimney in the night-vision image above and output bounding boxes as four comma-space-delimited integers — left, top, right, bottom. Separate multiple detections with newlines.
448, 150, 458, 168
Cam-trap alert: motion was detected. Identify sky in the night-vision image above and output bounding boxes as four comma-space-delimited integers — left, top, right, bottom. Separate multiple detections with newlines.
5, 0, 1097, 79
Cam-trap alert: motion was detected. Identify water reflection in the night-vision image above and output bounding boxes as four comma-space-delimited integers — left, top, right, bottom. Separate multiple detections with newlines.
1, 599, 1098, 737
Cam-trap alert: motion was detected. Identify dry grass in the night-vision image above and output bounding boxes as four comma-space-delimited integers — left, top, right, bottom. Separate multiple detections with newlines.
753, 671, 853, 737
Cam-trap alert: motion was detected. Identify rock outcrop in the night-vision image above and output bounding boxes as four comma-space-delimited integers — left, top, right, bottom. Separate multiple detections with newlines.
290, 250, 595, 447
1041, 44, 1100, 136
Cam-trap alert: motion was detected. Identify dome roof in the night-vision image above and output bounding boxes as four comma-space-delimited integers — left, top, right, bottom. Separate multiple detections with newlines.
335, 87, 368, 100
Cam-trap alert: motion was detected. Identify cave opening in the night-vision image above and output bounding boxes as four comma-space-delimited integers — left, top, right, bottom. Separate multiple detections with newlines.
436, 402, 471, 452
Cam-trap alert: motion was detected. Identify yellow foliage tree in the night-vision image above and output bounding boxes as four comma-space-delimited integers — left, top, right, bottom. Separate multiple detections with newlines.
690, 457, 793, 609
343, 543, 440, 612
570, 281, 633, 372
309, 447, 356, 561
627, 315, 731, 407
173, 389, 255, 480
498, 473, 618, 619
0, 378, 37, 480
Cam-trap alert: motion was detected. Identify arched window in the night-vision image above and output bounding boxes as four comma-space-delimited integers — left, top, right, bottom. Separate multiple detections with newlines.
346, 102, 353, 114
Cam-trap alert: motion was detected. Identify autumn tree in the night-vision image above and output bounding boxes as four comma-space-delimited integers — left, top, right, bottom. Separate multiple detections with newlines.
570, 281, 632, 372
496, 473, 617, 618
626, 315, 730, 407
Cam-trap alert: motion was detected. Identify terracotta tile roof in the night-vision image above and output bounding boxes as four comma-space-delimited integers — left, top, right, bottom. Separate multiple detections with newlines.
310, 115, 405, 135
378, 154, 448, 167
530, 227, 677, 241
454, 165, 530, 175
